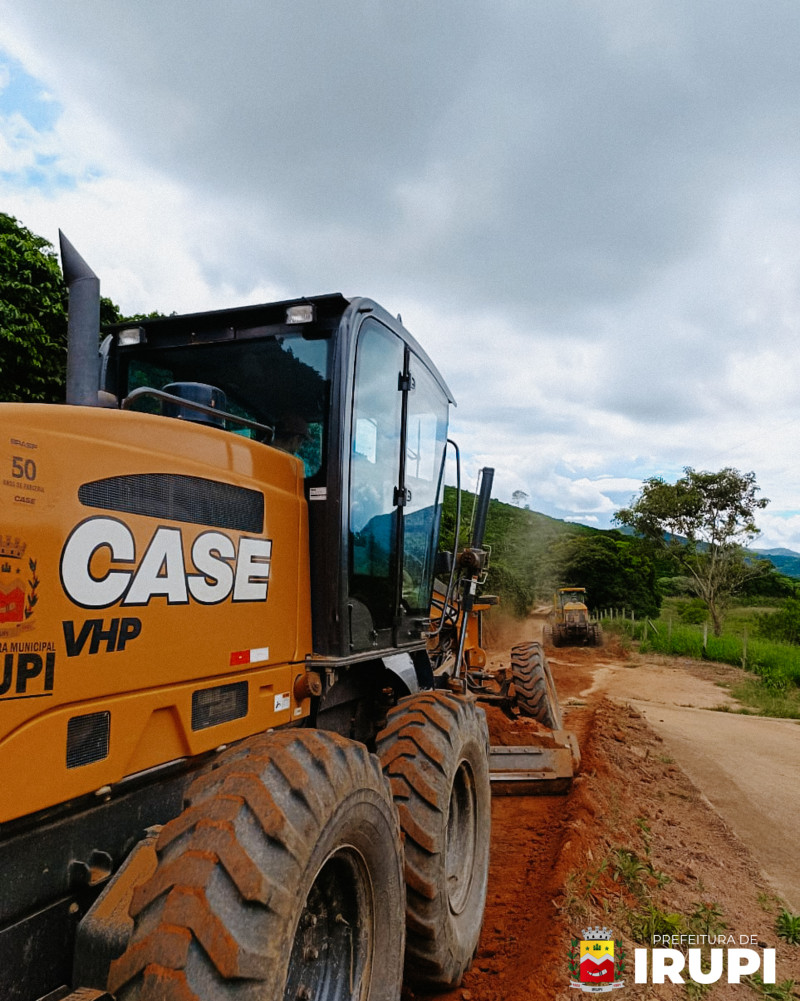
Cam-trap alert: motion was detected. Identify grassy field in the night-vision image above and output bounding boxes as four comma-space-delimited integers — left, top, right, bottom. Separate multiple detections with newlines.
601, 597, 800, 719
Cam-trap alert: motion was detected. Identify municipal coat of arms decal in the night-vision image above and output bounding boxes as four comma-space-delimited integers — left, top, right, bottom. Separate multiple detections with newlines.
569, 926, 626, 993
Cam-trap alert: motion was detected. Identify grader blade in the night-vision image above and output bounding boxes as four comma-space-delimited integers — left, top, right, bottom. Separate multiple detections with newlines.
488, 728, 580, 796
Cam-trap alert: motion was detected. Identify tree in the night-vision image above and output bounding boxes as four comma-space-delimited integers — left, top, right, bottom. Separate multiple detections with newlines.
0, 213, 127, 403
544, 532, 662, 618
511, 490, 529, 507
615, 467, 769, 635
0, 213, 69, 402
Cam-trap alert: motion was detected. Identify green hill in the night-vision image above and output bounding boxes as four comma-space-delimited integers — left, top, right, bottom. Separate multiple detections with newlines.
440, 487, 658, 616
439, 488, 796, 617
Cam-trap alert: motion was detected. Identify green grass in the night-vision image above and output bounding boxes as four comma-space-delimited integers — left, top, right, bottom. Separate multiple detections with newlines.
729, 679, 800, 720
744, 974, 797, 1000
776, 909, 800, 945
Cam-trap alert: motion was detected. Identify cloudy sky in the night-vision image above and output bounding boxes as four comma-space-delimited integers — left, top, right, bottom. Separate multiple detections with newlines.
2, 1, 800, 548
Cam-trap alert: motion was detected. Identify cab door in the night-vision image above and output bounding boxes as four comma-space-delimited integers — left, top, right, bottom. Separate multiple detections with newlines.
397, 353, 449, 640
347, 318, 449, 652
348, 319, 404, 650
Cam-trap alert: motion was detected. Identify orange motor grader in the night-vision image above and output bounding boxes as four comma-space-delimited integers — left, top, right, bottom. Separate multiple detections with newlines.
0, 236, 572, 1001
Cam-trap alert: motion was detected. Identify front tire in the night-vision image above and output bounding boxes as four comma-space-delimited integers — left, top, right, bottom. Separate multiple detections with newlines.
377, 692, 491, 991
510, 640, 563, 729
108, 729, 405, 1001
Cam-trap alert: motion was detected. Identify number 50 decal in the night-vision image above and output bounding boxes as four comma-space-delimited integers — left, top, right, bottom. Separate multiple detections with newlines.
12, 456, 37, 481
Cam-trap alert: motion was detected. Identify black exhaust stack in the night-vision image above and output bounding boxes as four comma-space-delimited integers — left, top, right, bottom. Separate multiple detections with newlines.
59, 231, 100, 407
470, 467, 495, 551
453, 466, 495, 686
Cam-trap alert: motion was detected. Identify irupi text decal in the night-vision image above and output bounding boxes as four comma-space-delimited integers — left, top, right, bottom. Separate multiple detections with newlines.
635, 935, 776, 986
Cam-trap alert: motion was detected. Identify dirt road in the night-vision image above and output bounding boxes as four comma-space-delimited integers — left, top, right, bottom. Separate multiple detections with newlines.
545, 621, 800, 913
403, 626, 800, 1001
586, 656, 800, 911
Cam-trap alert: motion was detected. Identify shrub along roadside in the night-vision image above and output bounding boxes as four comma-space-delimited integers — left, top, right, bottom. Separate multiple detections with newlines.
755, 598, 800, 645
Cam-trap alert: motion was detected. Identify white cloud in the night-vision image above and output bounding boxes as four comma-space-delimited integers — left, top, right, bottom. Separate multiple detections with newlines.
0, 110, 52, 176
755, 512, 800, 551
3, 1, 800, 550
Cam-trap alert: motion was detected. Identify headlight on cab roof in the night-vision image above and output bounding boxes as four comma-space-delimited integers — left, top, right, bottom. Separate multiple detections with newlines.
117, 326, 145, 346
286, 304, 315, 324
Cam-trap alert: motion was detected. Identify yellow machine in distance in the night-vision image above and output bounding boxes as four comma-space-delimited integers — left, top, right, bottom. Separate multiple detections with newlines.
547, 586, 603, 646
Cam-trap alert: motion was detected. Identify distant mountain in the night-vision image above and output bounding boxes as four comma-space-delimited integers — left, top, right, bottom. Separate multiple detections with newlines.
754, 548, 800, 579
580, 523, 800, 579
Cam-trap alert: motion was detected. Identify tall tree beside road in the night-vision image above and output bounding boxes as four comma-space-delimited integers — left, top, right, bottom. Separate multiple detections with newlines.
615, 467, 769, 635
0, 213, 68, 402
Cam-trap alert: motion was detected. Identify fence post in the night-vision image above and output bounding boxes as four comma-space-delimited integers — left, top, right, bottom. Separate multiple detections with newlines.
703, 622, 708, 652
742, 629, 747, 671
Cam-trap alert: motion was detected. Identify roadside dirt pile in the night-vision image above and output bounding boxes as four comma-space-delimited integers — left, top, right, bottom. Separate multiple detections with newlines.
551, 697, 798, 999
483, 703, 557, 745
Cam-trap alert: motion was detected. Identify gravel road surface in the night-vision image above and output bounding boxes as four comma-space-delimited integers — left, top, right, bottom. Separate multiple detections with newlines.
588, 656, 800, 910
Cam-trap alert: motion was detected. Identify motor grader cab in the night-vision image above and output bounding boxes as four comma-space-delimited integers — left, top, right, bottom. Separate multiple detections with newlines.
547, 586, 602, 646
0, 235, 574, 1001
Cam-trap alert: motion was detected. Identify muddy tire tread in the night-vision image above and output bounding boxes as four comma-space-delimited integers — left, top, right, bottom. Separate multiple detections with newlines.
510, 640, 563, 729
377, 692, 491, 991
108, 728, 404, 1001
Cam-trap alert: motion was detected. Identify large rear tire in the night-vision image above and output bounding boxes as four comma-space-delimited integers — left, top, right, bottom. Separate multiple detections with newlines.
510, 640, 563, 729
377, 692, 491, 991
108, 729, 405, 1001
